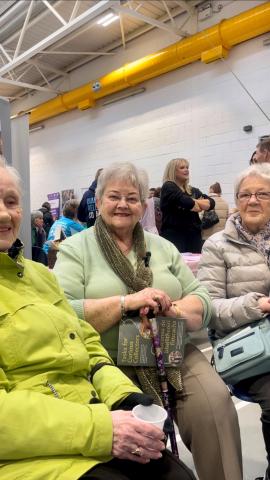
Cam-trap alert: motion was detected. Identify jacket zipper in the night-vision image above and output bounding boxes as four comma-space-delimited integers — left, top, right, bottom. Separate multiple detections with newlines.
46, 381, 60, 398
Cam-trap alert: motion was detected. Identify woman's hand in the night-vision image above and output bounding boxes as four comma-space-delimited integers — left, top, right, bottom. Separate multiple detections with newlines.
197, 199, 210, 211
162, 295, 204, 331
110, 410, 165, 464
191, 200, 202, 212
163, 304, 180, 319
49, 240, 60, 251
258, 296, 270, 313
125, 288, 172, 315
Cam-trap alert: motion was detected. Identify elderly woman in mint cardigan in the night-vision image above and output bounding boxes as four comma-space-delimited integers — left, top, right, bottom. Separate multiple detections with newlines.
0, 157, 193, 480
54, 161, 242, 480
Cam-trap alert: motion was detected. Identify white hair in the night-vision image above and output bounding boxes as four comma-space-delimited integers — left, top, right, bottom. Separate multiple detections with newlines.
0, 155, 22, 194
96, 162, 149, 203
234, 164, 270, 202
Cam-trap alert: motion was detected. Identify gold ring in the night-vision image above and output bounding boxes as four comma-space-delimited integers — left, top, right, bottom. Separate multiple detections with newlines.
131, 447, 142, 457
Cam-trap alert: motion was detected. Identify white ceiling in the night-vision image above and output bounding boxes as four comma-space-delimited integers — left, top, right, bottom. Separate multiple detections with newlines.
0, 0, 203, 100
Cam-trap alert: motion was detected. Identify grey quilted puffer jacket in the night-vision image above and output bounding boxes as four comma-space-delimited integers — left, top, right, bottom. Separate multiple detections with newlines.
197, 213, 270, 338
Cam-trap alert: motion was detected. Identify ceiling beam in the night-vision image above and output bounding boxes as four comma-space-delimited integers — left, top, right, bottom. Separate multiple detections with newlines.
27, 59, 69, 77
119, 13, 126, 49
56, 3, 197, 75
38, 50, 115, 56
41, 0, 67, 26
112, 4, 181, 37
8, 1, 199, 99
2, 0, 61, 46
69, 0, 80, 21
0, 0, 27, 28
33, 63, 52, 88
162, 0, 176, 27
13, 0, 35, 59
0, 44, 12, 62
15, 64, 34, 82
0, 76, 62, 93
175, 0, 194, 15
0, 0, 110, 76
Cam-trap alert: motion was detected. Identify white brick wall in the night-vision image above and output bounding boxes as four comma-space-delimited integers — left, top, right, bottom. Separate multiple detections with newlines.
11, 1, 270, 210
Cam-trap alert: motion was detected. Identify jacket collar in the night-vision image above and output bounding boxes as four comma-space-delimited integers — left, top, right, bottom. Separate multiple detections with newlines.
223, 213, 261, 253
8, 239, 24, 259
0, 239, 25, 270
223, 213, 239, 241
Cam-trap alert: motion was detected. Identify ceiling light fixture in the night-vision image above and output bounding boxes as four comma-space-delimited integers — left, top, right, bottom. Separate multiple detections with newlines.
101, 87, 146, 106
29, 124, 44, 133
97, 12, 119, 27
102, 15, 119, 27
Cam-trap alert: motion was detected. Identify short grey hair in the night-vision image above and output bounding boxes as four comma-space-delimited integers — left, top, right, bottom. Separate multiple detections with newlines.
234, 163, 270, 201
63, 199, 79, 219
96, 162, 149, 203
31, 210, 43, 227
0, 155, 22, 195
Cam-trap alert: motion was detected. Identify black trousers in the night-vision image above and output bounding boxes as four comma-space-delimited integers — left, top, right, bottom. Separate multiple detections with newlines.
161, 229, 202, 253
236, 372, 270, 467
79, 450, 195, 479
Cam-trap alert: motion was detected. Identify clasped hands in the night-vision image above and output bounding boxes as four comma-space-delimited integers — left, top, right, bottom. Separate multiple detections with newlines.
124, 287, 178, 318
110, 393, 166, 464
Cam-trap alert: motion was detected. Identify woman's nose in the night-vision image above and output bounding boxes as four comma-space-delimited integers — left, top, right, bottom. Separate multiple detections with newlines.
118, 196, 128, 206
248, 194, 259, 203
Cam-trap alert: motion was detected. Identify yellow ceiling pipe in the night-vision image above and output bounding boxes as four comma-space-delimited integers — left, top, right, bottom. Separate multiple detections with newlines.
28, 2, 270, 125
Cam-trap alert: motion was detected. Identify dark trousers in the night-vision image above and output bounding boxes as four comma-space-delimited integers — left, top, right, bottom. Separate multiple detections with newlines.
236, 372, 270, 467
79, 450, 195, 479
161, 229, 202, 253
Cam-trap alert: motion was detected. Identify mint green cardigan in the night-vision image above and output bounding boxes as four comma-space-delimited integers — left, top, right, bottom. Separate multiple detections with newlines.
54, 228, 212, 360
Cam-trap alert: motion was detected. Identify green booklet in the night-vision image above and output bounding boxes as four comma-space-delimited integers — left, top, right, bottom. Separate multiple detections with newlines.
117, 316, 185, 367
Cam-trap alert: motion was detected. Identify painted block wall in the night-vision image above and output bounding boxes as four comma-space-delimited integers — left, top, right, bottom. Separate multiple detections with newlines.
12, 2, 270, 211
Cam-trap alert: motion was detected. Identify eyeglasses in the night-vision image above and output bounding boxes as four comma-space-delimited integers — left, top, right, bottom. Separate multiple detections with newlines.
105, 194, 141, 205
237, 191, 270, 202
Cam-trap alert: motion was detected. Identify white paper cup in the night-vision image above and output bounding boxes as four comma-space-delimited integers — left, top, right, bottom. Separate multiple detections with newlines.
132, 404, 167, 430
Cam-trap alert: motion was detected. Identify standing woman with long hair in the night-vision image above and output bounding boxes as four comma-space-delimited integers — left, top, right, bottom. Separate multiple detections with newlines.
160, 158, 215, 253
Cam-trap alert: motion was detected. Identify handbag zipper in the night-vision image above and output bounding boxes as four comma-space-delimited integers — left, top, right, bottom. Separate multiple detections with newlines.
217, 331, 255, 359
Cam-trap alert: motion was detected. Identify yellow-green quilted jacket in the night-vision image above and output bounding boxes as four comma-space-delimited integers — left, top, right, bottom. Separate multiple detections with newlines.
0, 246, 140, 480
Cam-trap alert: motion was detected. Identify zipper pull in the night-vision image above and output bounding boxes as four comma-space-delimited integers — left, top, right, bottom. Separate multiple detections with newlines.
217, 345, 224, 359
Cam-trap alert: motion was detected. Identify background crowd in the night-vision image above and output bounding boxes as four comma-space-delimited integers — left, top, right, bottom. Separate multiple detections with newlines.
15, 134, 270, 480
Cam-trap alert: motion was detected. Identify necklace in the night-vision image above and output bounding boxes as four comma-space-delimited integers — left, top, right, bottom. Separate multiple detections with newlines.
121, 243, 132, 255
111, 233, 133, 255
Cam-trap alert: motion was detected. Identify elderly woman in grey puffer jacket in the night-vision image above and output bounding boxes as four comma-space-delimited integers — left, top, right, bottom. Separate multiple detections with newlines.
198, 163, 270, 480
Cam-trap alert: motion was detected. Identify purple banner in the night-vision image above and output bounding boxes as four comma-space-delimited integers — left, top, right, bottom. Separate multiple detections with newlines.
47, 192, 60, 220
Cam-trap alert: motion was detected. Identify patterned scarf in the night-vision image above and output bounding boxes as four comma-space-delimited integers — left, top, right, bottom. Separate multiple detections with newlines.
234, 214, 270, 267
95, 215, 183, 405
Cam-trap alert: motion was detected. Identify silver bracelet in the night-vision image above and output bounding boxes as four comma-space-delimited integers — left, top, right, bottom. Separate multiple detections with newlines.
120, 295, 127, 321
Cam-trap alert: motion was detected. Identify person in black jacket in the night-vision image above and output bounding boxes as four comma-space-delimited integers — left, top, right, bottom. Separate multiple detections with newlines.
31, 210, 48, 266
39, 201, 54, 238
77, 168, 103, 227
160, 158, 215, 253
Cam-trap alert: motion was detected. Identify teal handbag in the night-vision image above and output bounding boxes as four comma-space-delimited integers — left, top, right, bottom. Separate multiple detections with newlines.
212, 317, 270, 385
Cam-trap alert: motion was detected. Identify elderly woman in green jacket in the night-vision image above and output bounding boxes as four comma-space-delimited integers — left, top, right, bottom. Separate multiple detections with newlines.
0, 157, 195, 480
54, 161, 243, 480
